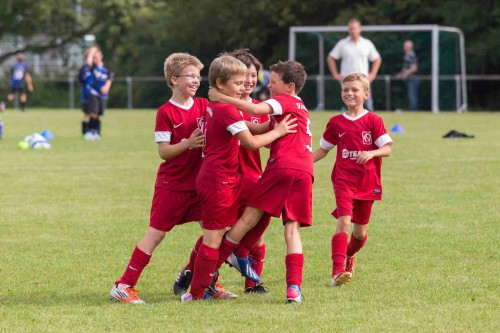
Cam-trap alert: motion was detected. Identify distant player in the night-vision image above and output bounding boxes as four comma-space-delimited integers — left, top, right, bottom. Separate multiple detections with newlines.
110, 53, 209, 304
313, 73, 393, 286
78, 46, 98, 137
88, 48, 112, 140
7, 54, 34, 112
180, 55, 296, 302
207, 60, 313, 303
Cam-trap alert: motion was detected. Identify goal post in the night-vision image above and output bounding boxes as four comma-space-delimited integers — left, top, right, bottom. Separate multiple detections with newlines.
289, 25, 467, 113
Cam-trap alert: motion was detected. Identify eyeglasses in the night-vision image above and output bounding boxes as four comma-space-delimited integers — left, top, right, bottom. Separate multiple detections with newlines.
176, 74, 202, 82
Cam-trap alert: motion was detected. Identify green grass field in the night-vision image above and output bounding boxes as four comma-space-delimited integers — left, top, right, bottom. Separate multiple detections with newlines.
0, 109, 498, 332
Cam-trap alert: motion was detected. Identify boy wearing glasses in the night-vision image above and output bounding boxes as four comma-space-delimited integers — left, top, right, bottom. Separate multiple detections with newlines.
110, 53, 211, 303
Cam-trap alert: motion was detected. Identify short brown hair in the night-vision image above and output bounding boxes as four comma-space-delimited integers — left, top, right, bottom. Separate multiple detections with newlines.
227, 49, 261, 72
269, 60, 307, 94
164, 53, 204, 88
17, 53, 25, 62
208, 54, 247, 88
342, 72, 370, 91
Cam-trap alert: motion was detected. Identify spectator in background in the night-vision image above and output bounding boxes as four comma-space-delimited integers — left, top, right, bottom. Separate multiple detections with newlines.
254, 69, 270, 101
87, 48, 113, 140
79, 46, 98, 137
327, 18, 381, 112
7, 54, 34, 112
396, 40, 419, 111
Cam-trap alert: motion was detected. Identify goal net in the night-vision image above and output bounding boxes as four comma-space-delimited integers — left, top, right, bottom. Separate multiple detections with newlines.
289, 25, 467, 112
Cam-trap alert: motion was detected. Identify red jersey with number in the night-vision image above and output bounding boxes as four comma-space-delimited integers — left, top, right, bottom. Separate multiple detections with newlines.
263, 94, 313, 176
238, 98, 269, 182
319, 110, 393, 200
154, 98, 208, 191
197, 101, 249, 188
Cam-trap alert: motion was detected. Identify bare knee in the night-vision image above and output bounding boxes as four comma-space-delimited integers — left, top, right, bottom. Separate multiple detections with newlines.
336, 216, 351, 234
352, 224, 368, 239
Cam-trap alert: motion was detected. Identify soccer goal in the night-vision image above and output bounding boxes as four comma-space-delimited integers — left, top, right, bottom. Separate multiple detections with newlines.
289, 25, 467, 113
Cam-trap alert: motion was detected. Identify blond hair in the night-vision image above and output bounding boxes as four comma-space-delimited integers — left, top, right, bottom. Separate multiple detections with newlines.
208, 54, 247, 88
164, 53, 204, 88
343, 72, 370, 91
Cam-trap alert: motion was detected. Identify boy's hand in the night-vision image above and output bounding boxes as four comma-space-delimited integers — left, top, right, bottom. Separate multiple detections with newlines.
275, 114, 298, 136
208, 87, 224, 102
356, 151, 375, 164
186, 128, 205, 148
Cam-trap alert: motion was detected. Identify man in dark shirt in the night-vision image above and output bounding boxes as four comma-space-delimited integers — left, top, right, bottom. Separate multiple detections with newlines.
396, 40, 419, 111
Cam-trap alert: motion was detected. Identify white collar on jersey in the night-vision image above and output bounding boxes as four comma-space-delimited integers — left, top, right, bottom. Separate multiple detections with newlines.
342, 110, 369, 121
169, 97, 194, 110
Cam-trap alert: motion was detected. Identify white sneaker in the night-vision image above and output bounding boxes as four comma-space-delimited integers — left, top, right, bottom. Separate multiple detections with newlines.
84, 132, 95, 141
110, 284, 145, 304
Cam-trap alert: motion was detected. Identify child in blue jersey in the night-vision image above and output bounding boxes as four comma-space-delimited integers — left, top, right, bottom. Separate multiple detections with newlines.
88, 48, 113, 139
7, 54, 34, 111
79, 46, 98, 137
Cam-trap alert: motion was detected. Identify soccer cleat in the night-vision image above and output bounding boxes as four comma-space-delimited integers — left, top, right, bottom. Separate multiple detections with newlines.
244, 284, 269, 295
332, 271, 352, 287
173, 267, 192, 295
345, 255, 356, 276
180, 292, 212, 302
205, 282, 238, 299
226, 253, 261, 283
180, 292, 193, 302
286, 284, 302, 303
110, 284, 145, 304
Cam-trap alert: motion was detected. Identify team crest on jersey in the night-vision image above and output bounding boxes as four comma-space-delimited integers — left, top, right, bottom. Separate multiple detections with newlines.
197, 116, 205, 132
362, 131, 372, 145
250, 117, 261, 124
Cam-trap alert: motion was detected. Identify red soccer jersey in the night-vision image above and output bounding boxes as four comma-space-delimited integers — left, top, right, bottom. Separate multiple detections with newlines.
154, 97, 208, 191
263, 94, 313, 176
319, 110, 393, 200
197, 101, 249, 187
238, 98, 269, 182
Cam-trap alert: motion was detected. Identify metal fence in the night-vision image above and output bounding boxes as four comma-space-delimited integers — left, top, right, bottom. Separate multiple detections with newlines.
6, 74, 500, 111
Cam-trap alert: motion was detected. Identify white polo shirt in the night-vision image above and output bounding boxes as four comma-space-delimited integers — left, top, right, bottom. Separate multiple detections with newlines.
329, 36, 380, 76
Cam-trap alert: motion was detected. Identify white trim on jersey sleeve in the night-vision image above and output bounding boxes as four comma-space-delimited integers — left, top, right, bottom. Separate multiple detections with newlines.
227, 121, 249, 135
264, 99, 283, 115
319, 137, 335, 150
374, 133, 394, 147
155, 131, 171, 142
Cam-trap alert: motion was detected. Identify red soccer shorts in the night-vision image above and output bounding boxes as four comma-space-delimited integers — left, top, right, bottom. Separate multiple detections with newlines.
149, 187, 201, 232
249, 168, 312, 227
238, 175, 258, 208
197, 181, 242, 230
332, 196, 374, 225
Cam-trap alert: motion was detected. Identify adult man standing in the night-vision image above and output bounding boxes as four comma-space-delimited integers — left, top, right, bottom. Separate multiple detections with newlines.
396, 40, 419, 111
327, 18, 381, 111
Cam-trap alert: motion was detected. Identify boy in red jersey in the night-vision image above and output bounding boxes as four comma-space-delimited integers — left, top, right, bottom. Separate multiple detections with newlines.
180, 55, 297, 302
313, 73, 393, 286
110, 53, 209, 303
208, 60, 313, 303
228, 49, 272, 295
